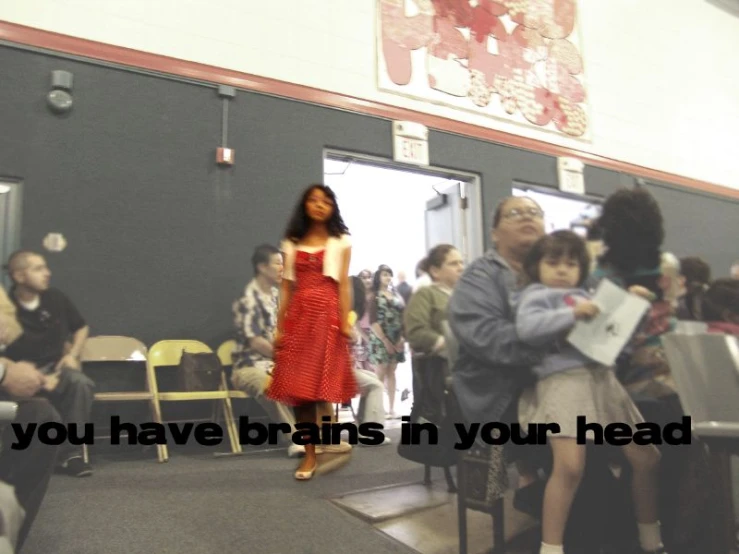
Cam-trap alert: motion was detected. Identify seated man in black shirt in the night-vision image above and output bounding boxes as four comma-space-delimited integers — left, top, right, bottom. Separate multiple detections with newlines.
4, 250, 94, 477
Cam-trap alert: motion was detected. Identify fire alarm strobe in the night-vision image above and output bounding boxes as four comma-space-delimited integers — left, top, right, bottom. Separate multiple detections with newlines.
216, 147, 234, 166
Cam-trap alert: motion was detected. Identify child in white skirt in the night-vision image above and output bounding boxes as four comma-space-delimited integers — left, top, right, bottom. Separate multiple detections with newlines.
516, 230, 665, 554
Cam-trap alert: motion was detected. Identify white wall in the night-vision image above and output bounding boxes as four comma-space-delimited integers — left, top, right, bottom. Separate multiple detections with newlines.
3, 0, 738, 189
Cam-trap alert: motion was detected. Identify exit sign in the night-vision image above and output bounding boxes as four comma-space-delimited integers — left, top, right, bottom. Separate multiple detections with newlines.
392, 121, 430, 166
393, 136, 429, 166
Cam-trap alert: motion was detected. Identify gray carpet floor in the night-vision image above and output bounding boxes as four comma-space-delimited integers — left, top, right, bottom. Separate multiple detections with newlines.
23, 427, 427, 554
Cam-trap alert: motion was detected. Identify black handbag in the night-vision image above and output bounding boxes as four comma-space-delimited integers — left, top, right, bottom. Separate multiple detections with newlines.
177, 351, 223, 392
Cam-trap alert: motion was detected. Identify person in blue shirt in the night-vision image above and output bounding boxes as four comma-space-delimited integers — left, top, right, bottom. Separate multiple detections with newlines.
516, 230, 665, 554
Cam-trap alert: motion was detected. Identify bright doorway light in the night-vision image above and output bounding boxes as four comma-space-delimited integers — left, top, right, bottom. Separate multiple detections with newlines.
513, 185, 601, 236
325, 158, 453, 286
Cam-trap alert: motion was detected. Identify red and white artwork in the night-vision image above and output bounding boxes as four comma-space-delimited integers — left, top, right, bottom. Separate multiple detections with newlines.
377, 0, 588, 138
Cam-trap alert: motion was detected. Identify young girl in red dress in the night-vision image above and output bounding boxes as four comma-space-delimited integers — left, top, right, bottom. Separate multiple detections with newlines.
267, 184, 358, 480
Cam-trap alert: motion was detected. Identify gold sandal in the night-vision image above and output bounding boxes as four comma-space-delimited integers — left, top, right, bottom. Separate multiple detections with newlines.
294, 462, 317, 481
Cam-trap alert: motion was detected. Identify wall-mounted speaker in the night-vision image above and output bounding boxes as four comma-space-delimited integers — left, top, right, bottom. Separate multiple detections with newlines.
51, 70, 74, 91
47, 70, 74, 114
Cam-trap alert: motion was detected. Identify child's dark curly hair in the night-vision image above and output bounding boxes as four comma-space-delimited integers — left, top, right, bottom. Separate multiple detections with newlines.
523, 230, 591, 287
598, 188, 664, 273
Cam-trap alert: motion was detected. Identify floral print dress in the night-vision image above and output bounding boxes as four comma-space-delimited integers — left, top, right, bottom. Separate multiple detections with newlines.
368, 292, 406, 365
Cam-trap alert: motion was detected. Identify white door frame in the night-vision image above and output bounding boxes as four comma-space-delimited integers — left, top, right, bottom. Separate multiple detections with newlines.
323, 149, 484, 262
0, 178, 23, 289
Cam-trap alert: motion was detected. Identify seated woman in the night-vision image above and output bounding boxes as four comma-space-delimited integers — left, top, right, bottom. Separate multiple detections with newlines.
403, 244, 463, 444
591, 187, 712, 551
397, 244, 464, 478
404, 244, 464, 362
590, 188, 678, 401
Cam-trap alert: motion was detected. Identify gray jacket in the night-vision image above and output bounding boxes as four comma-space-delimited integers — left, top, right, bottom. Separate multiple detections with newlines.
448, 249, 541, 425
516, 283, 595, 379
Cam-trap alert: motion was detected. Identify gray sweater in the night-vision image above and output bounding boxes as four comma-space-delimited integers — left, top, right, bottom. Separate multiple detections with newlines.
515, 283, 596, 378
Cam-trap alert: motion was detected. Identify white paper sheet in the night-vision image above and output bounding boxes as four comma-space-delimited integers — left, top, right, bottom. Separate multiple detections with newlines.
567, 279, 651, 366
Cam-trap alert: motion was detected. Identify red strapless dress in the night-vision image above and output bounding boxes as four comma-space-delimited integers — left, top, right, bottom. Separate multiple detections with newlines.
267, 249, 357, 405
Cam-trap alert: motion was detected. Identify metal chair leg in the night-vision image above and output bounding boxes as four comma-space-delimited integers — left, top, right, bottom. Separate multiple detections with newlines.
457, 459, 468, 554
444, 465, 457, 493
424, 464, 432, 485
492, 496, 505, 554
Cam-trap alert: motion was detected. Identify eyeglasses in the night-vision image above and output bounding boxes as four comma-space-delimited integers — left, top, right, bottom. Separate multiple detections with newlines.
502, 207, 544, 221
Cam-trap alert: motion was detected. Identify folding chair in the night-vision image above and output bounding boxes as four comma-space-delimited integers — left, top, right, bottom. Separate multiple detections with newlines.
216, 339, 237, 368
662, 332, 739, 554
216, 339, 248, 400
0, 401, 18, 425
80, 336, 165, 463
148, 340, 242, 460
442, 320, 506, 554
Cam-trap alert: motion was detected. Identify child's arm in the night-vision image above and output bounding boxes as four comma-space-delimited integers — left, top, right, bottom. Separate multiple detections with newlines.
516, 288, 578, 347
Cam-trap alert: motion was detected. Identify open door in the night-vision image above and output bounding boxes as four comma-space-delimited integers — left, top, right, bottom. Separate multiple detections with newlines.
424, 181, 467, 256
0, 180, 22, 289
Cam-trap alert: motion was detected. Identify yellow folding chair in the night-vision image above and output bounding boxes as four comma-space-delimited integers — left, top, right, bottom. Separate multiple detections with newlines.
81, 336, 165, 463
148, 340, 242, 460
216, 339, 248, 400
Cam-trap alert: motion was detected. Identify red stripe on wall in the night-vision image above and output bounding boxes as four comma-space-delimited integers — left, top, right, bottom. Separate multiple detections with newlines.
1, 20, 737, 200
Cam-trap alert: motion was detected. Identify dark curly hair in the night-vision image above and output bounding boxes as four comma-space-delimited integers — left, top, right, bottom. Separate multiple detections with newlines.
598, 188, 664, 273
586, 218, 603, 242
523, 230, 590, 287
284, 184, 349, 241
351, 275, 367, 319
680, 256, 711, 285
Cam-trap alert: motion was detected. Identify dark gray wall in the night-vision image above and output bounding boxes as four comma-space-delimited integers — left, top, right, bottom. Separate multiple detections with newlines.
1, 45, 736, 346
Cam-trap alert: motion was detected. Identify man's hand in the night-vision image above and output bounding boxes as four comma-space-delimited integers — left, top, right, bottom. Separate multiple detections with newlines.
55, 354, 81, 371
2, 361, 46, 398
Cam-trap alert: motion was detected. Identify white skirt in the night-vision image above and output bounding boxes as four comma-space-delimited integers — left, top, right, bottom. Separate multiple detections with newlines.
518, 366, 645, 440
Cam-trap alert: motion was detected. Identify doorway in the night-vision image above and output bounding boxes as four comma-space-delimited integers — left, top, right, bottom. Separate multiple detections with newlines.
323, 151, 483, 417
513, 183, 602, 235
0, 179, 23, 289
325, 152, 483, 279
